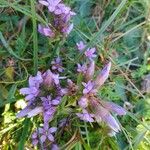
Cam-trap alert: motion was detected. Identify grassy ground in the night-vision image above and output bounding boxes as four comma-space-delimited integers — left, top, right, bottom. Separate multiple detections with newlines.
0, 0, 150, 149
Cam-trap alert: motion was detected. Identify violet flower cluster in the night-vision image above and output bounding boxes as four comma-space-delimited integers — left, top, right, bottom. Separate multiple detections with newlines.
17, 60, 66, 149
76, 60, 126, 134
38, 0, 76, 37
76, 41, 97, 60
16, 40, 126, 149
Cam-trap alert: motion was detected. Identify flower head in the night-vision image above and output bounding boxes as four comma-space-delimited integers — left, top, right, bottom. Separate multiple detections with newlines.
51, 57, 64, 72
85, 60, 95, 81
84, 48, 97, 59
39, 0, 61, 12
77, 63, 87, 74
82, 81, 97, 95
89, 98, 124, 133
76, 41, 86, 51
62, 23, 74, 36
32, 126, 57, 145
94, 62, 111, 89
78, 97, 88, 108
76, 109, 95, 122
38, 24, 55, 37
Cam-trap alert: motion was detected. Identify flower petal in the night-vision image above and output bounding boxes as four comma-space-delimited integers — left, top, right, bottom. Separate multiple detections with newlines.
27, 106, 43, 118
16, 106, 32, 118
95, 62, 111, 89
48, 134, 54, 142
40, 135, 47, 143
86, 60, 95, 81
48, 127, 57, 133
101, 101, 126, 116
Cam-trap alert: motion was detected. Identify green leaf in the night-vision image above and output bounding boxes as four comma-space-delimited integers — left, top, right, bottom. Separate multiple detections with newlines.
18, 119, 31, 150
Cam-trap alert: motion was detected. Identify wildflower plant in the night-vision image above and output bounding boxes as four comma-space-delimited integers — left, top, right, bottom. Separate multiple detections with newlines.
17, 13, 126, 147
1, 0, 149, 149
12, 0, 128, 149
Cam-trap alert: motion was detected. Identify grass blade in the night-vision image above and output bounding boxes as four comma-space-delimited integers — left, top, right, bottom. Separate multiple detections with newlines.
31, 0, 38, 74
75, 0, 128, 62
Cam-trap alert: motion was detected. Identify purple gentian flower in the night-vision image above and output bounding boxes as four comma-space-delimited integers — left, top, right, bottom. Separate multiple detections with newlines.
17, 106, 43, 118
94, 62, 111, 89
16, 106, 32, 118
77, 63, 87, 74
78, 97, 88, 108
84, 47, 97, 59
28, 71, 43, 88
90, 99, 121, 133
27, 106, 43, 118
101, 101, 126, 116
85, 60, 95, 81
20, 87, 39, 101
76, 41, 86, 51
42, 69, 53, 87
39, 127, 57, 143
82, 81, 97, 95
51, 96, 61, 105
38, 24, 55, 37
51, 144, 60, 150
39, 0, 61, 12
43, 106, 56, 126
41, 96, 56, 123
20, 71, 43, 101
32, 127, 57, 145
76, 109, 95, 122
62, 23, 74, 35
54, 3, 70, 15
32, 131, 39, 146
51, 57, 64, 72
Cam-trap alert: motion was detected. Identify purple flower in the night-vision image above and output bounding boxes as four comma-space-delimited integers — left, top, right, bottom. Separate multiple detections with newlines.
41, 96, 52, 107
51, 144, 60, 150
19, 71, 43, 101
39, 127, 57, 143
82, 81, 97, 95
101, 101, 126, 116
42, 69, 53, 87
78, 97, 88, 108
38, 24, 55, 37
85, 60, 95, 81
27, 106, 43, 118
77, 63, 87, 74
51, 57, 64, 72
76, 41, 86, 51
41, 96, 56, 123
62, 23, 74, 36
62, 11, 76, 22
103, 113, 120, 132
55, 3, 76, 18
39, 0, 61, 12
51, 96, 61, 105
94, 62, 111, 89
54, 3, 70, 15
29, 71, 43, 88
32, 127, 57, 145
90, 99, 121, 133
52, 73, 60, 85
84, 48, 97, 59
20, 87, 39, 101
76, 109, 95, 122
16, 106, 32, 118
32, 131, 39, 146
17, 106, 43, 118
